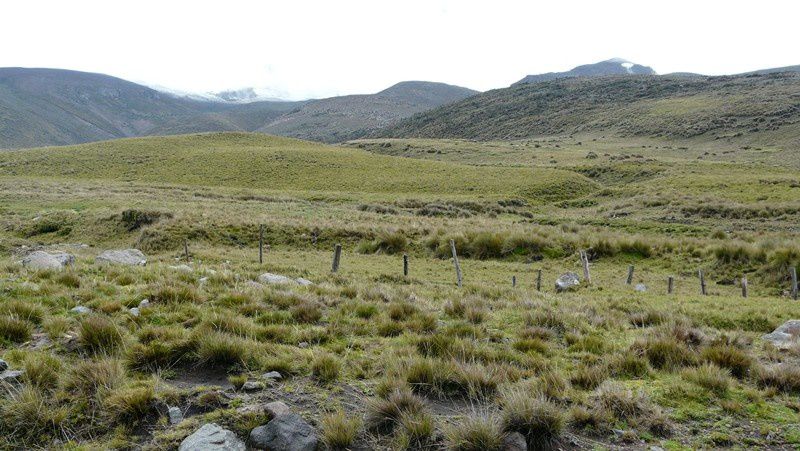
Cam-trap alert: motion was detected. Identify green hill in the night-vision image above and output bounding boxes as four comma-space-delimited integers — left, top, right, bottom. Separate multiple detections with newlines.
0, 132, 595, 201
378, 73, 800, 147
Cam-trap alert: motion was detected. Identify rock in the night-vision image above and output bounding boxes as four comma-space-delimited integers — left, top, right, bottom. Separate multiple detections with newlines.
298, 341, 309, 349
241, 381, 264, 392
555, 272, 580, 292
179, 423, 245, 451
169, 264, 193, 272
139, 299, 150, 309
0, 359, 7, 372
763, 320, 800, 349
0, 370, 24, 384
264, 401, 291, 418
503, 431, 527, 451
70, 306, 91, 314
258, 273, 293, 285
22, 251, 74, 270
129, 307, 141, 317
295, 277, 313, 286
237, 404, 266, 416
96, 249, 147, 266
635, 283, 647, 292
245, 281, 265, 290
249, 413, 317, 451
263, 371, 283, 381
168, 406, 184, 425
199, 277, 209, 284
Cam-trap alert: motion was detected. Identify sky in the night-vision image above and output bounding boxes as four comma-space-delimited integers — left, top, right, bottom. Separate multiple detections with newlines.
2, 0, 799, 100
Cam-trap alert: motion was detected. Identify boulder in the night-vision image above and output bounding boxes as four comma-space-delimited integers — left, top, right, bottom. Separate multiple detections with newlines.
258, 273, 293, 285
249, 413, 317, 451
763, 320, 800, 349
0, 359, 7, 372
263, 371, 283, 381
241, 381, 264, 392
265, 401, 291, 418
635, 283, 647, 292
503, 431, 528, 451
0, 370, 24, 384
96, 249, 147, 266
555, 272, 580, 292
168, 406, 183, 425
22, 251, 74, 270
179, 423, 245, 451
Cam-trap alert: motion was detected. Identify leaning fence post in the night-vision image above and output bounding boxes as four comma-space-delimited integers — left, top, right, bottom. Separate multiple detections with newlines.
580, 250, 591, 284
259, 225, 264, 264
626, 265, 634, 285
331, 244, 342, 273
668, 276, 674, 294
536, 269, 542, 292
403, 254, 409, 277
512, 275, 516, 288
741, 275, 748, 298
450, 240, 462, 288
699, 270, 707, 295
791, 267, 798, 300
183, 239, 190, 262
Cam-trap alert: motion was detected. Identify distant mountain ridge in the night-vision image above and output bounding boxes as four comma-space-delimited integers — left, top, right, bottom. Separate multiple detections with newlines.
514, 58, 657, 85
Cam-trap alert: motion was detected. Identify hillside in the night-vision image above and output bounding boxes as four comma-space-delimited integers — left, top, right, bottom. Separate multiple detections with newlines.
378, 73, 800, 145
258, 81, 478, 143
513, 58, 656, 85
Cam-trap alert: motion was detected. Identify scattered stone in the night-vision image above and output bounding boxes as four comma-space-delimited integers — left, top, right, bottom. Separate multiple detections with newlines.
245, 281, 265, 290
199, 277, 209, 284
169, 264, 193, 272
503, 431, 527, 451
179, 423, 245, 451
262, 371, 283, 381
236, 404, 265, 416
168, 406, 184, 425
763, 320, 800, 349
241, 381, 264, 392
129, 307, 141, 317
298, 341, 309, 349
264, 401, 291, 418
0, 370, 24, 384
96, 249, 147, 266
295, 277, 313, 286
249, 413, 317, 451
635, 283, 647, 292
139, 299, 150, 309
0, 359, 7, 372
258, 273, 293, 285
21, 251, 75, 270
70, 306, 92, 314
649, 447, 665, 451
555, 272, 580, 292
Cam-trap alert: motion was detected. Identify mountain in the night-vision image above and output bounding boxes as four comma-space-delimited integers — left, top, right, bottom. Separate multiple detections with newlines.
738, 64, 800, 76
378, 72, 800, 145
514, 58, 657, 85
257, 81, 478, 143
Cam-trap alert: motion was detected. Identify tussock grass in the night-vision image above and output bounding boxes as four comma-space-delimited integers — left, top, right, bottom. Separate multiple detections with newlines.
312, 353, 341, 384
500, 390, 565, 449
366, 389, 428, 434
79, 315, 125, 355
321, 410, 361, 449
444, 413, 505, 451
0, 316, 33, 343
682, 364, 731, 395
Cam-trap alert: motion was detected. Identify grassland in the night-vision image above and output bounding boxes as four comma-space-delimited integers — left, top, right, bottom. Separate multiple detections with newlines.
0, 132, 799, 450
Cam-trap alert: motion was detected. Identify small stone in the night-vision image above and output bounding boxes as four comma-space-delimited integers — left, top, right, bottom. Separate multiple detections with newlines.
298, 341, 309, 349
295, 277, 313, 286
0, 370, 24, 383
264, 401, 291, 418
635, 283, 647, 292
258, 273, 293, 285
96, 249, 147, 266
555, 272, 580, 292
249, 413, 317, 451
236, 404, 265, 416
262, 371, 283, 380
179, 423, 245, 451
199, 277, 209, 284
0, 359, 7, 372
70, 306, 91, 314
129, 307, 141, 317
241, 381, 264, 392
503, 431, 527, 451
139, 299, 150, 309
168, 406, 183, 425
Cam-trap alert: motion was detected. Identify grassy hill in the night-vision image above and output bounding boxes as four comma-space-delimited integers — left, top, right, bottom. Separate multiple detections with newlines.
378, 73, 800, 147
513, 58, 656, 85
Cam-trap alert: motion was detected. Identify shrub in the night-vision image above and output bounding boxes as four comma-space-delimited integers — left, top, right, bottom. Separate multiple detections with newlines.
0, 316, 33, 343
312, 353, 341, 383
365, 389, 427, 434
501, 390, 565, 448
444, 413, 505, 451
321, 410, 361, 449
79, 316, 125, 354
701, 344, 753, 379
682, 364, 730, 395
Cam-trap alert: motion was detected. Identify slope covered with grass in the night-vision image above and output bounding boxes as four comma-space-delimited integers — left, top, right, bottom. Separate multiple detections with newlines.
0, 132, 595, 202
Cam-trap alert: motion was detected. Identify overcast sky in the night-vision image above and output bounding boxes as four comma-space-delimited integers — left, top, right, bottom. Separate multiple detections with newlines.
3, 0, 798, 99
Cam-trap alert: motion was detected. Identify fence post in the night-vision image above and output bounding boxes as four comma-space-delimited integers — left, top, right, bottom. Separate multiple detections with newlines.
699, 270, 707, 295
580, 251, 591, 284
183, 239, 190, 263
450, 240, 462, 288
259, 225, 264, 265
792, 267, 798, 300
331, 244, 342, 273
741, 275, 748, 298
512, 275, 516, 288
626, 265, 634, 285
403, 253, 409, 277
668, 276, 674, 294
536, 269, 542, 292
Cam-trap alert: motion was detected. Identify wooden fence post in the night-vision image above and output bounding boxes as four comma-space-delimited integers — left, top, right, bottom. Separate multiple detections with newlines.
580, 251, 591, 284
512, 275, 516, 288
792, 267, 798, 300
699, 270, 707, 295
668, 276, 674, 294
450, 240, 462, 288
741, 275, 748, 298
403, 254, 409, 277
183, 239, 190, 263
331, 244, 342, 273
626, 265, 634, 285
536, 269, 542, 292
259, 225, 264, 264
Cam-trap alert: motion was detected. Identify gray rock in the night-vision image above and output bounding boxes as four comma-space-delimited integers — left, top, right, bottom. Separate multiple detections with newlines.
295, 277, 313, 286
129, 307, 141, 317
179, 423, 245, 451
763, 320, 800, 349
245, 280, 265, 290
241, 381, 264, 392
0, 370, 24, 383
139, 299, 150, 309
555, 272, 580, 292
169, 264, 193, 272
96, 249, 147, 266
199, 277, 209, 284
22, 251, 75, 270
70, 306, 91, 314
263, 371, 283, 380
503, 431, 528, 451
237, 404, 266, 416
249, 413, 317, 451
0, 359, 7, 372
265, 401, 291, 418
635, 283, 647, 292
168, 406, 184, 425
258, 273, 293, 285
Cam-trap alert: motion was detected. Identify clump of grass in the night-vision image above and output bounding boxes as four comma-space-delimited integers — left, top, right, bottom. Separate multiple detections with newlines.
0, 387, 68, 445
519, 326, 555, 341
513, 338, 549, 355
55, 272, 81, 288
321, 410, 361, 449
397, 410, 436, 448
500, 390, 565, 449
194, 331, 249, 368
291, 302, 322, 324
79, 315, 125, 354
525, 310, 566, 334
354, 303, 379, 319
591, 382, 670, 436
149, 282, 203, 304
228, 374, 248, 391
62, 358, 125, 398
633, 336, 697, 371
0, 316, 33, 343
608, 353, 651, 379
0, 301, 45, 324
444, 413, 505, 451
405, 358, 498, 400
571, 364, 609, 390
566, 334, 607, 354
366, 389, 428, 434
701, 344, 753, 379
755, 364, 800, 393
312, 353, 341, 384
103, 385, 156, 424
357, 230, 407, 255
387, 302, 419, 321
22, 353, 61, 391
682, 364, 730, 395
43, 316, 72, 340
629, 310, 668, 327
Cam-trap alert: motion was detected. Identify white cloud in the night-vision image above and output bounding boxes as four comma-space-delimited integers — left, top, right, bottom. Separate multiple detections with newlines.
1, 0, 798, 99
